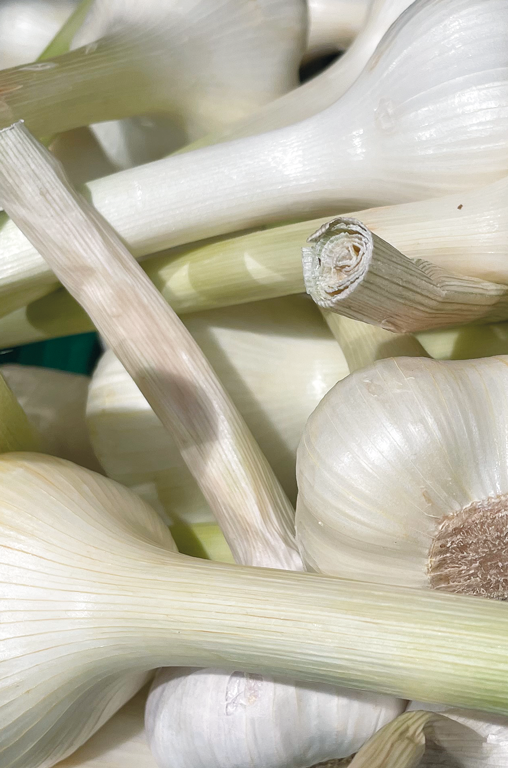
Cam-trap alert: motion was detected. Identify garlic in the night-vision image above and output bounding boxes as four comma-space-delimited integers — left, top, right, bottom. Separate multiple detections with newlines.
0, 0, 76, 70
56, 688, 157, 768
0, 0, 306, 142
87, 296, 349, 524
2, 453, 508, 768
0, 117, 400, 768
296, 354, 508, 595
209, 0, 415, 144
0, 369, 41, 453
1, 0, 507, 318
303, 217, 508, 333
306, 0, 371, 54
0, 364, 102, 472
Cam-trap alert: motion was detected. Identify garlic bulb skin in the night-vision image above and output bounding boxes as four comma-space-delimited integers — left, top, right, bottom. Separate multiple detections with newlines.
306, 0, 371, 54
0, 364, 102, 473
408, 701, 508, 767
147, 668, 403, 768
57, 688, 157, 768
71, 0, 307, 142
296, 355, 508, 594
86, 297, 349, 524
0, 0, 75, 69
0, 454, 178, 768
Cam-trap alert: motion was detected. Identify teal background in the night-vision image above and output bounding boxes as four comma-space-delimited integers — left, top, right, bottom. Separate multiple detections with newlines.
0, 333, 101, 375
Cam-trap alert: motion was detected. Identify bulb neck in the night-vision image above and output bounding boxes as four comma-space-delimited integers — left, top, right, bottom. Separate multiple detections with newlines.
428, 493, 508, 600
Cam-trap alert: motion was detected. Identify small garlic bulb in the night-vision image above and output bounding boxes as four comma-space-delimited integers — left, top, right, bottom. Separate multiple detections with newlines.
296, 355, 508, 598
86, 297, 349, 525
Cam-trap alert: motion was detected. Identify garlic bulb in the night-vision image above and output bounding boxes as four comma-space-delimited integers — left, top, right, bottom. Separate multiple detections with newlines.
296, 355, 508, 596
0, 364, 102, 472
306, 0, 371, 54
147, 669, 402, 768
211, 0, 415, 144
2, 0, 507, 318
2, 453, 501, 768
86, 296, 349, 523
0, 0, 306, 142
57, 688, 157, 768
0, 0, 76, 70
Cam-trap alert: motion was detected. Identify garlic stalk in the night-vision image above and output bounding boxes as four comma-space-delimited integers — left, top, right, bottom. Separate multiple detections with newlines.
306, 0, 372, 54
4, 453, 508, 768
0, 121, 402, 768
0, 0, 306, 141
0, 364, 102, 471
322, 312, 428, 373
1, 0, 507, 317
189, 0, 415, 146
56, 688, 157, 768
296, 354, 508, 595
416, 323, 508, 362
0, 119, 301, 569
4, 169, 508, 347
87, 297, 349, 521
303, 217, 508, 333
0, 370, 41, 453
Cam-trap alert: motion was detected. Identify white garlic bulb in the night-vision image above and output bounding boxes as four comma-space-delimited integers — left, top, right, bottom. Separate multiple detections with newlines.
296, 355, 508, 597
86, 296, 349, 525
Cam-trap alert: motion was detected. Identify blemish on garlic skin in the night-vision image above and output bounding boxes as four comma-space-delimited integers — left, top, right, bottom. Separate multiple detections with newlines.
374, 98, 396, 134
225, 671, 263, 715
85, 42, 99, 55
428, 494, 508, 600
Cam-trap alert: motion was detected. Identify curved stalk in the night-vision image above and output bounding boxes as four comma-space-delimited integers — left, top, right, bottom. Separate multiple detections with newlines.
304, 218, 508, 333
4, 453, 508, 767
0, 0, 506, 317
322, 312, 427, 372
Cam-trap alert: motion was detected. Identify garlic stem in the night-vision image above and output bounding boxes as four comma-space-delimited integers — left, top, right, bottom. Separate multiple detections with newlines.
5, 456, 508, 721
189, 0, 414, 148
416, 323, 508, 361
304, 217, 508, 333
1, 0, 507, 317
321, 312, 427, 372
0, 121, 300, 570
0, 372, 41, 452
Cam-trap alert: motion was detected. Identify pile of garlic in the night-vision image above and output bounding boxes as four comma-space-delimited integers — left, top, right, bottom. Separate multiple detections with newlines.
0, 0, 508, 767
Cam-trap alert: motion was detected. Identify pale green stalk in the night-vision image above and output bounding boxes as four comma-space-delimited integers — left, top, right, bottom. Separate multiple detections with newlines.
0, 222, 311, 346
0, 373, 41, 452
0, 121, 301, 571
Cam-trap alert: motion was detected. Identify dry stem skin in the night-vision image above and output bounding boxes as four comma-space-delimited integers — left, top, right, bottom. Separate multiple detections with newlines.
303, 218, 508, 333
0, 121, 300, 570
429, 495, 508, 600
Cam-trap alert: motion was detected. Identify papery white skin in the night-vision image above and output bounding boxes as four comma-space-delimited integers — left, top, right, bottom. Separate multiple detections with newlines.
2, 0, 508, 317
217, 0, 415, 143
296, 355, 508, 588
57, 688, 157, 768
70, 0, 307, 142
0, 364, 102, 472
408, 701, 508, 767
86, 297, 349, 524
306, 0, 372, 53
147, 668, 402, 768
0, 0, 75, 69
